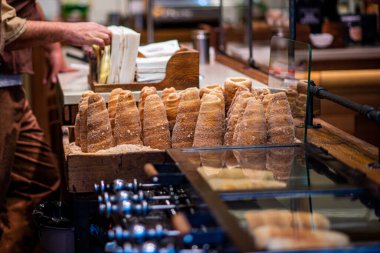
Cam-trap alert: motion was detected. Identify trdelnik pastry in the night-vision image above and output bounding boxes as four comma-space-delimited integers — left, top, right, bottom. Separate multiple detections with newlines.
86, 93, 115, 153
114, 90, 143, 145
193, 93, 224, 147
172, 87, 201, 148
143, 94, 171, 150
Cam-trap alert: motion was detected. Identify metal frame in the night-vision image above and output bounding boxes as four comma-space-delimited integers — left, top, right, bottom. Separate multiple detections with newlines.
307, 81, 380, 168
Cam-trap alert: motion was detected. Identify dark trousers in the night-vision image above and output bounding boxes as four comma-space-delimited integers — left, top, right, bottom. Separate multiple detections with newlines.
0, 86, 60, 253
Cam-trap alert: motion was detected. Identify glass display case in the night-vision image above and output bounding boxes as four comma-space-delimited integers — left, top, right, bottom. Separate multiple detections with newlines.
166, 145, 380, 252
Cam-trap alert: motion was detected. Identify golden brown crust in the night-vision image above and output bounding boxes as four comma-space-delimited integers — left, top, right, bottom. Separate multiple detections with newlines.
161, 87, 177, 105
79, 91, 94, 152
233, 98, 267, 146
227, 87, 250, 118
171, 88, 201, 148
257, 88, 271, 101
193, 94, 224, 147
297, 80, 308, 94
199, 84, 224, 98
143, 94, 171, 149
224, 77, 252, 111
87, 94, 115, 153
114, 90, 143, 145
108, 88, 124, 134
224, 95, 252, 145
266, 92, 295, 144
138, 86, 157, 125
165, 92, 181, 132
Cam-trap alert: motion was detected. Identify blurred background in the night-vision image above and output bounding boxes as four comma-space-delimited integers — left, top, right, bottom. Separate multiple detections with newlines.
32, 0, 379, 149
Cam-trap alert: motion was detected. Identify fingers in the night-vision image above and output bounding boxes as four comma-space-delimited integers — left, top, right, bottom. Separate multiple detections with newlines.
97, 32, 111, 46
66, 22, 112, 47
91, 37, 106, 48
50, 63, 61, 84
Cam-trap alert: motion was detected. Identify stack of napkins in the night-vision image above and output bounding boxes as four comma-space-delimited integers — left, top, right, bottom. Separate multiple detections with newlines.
136, 40, 180, 82
106, 26, 140, 84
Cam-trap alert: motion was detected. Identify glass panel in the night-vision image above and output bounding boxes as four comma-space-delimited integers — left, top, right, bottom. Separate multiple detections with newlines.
225, 193, 380, 251
268, 36, 312, 142
170, 145, 357, 194
220, 0, 292, 68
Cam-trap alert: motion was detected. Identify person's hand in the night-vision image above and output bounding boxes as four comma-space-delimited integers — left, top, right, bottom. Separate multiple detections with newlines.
63, 22, 112, 48
43, 42, 76, 87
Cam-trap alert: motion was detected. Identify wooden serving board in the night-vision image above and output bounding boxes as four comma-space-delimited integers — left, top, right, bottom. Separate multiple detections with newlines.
89, 48, 199, 93
62, 126, 169, 193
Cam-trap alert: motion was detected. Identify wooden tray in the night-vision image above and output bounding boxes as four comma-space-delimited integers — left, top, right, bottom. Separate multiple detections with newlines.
62, 126, 170, 193
89, 48, 199, 93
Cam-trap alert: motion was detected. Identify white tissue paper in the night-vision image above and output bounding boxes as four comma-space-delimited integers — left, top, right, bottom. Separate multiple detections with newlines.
138, 40, 180, 58
136, 40, 180, 82
107, 26, 140, 84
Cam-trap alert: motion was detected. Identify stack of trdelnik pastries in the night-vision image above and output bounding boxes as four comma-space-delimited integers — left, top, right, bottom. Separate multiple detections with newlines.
73, 77, 307, 153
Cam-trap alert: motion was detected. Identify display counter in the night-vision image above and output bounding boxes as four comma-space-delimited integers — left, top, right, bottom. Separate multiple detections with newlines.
57, 51, 380, 253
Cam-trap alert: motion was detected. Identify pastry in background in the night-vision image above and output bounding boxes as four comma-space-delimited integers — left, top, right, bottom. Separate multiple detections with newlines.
114, 90, 143, 145
78, 91, 94, 152
161, 87, 176, 105
225, 150, 239, 168
252, 225, 349, 250
108, 88, 124, 134
224, 77, 252, 111
233, 98, 267, 146
143, 94, 171, 149
294, 94, 307, 118
138, 86, 157, 125
172, 88, 201, 148
266, 92, 295, 144
224, 94, 252, 145
257, 88, 271, 101
262, 93, 274, 114
285, 88, 298, 115
209, 90, 225, 118
245, 210, 330, 230
199, 151, 226, 168
87, 94, 115, 153
199, 84, 224, 98
227, 86, 250, 119
233, 149, 267, 171
165, 92, 181, 132
193, 94, 224, 147
294, 80, 308, 118
266, 147, 294, 182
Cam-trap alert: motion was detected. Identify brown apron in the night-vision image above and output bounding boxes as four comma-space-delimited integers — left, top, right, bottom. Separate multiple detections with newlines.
0, 1, 60, 252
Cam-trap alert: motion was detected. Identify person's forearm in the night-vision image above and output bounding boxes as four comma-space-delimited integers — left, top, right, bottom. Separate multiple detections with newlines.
5, 21, 66, 50
5, 20, 111, 51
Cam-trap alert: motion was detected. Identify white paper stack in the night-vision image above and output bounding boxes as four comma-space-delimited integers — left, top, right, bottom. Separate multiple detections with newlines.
136, 40, 180, 82
107, 26, 140, 84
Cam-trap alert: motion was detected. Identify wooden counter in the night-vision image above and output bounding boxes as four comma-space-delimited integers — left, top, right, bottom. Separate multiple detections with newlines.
308, 118, 379, 184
